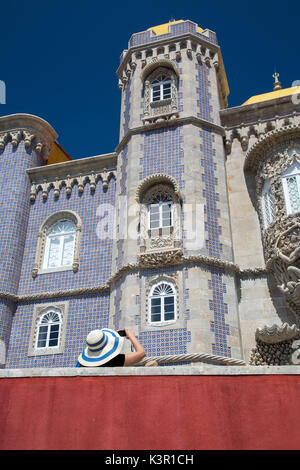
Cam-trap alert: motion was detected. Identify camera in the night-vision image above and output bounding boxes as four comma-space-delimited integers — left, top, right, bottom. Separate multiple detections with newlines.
117, 329, 126, 337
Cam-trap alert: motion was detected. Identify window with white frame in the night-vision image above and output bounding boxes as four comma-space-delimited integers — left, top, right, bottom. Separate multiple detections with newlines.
261, 179, 275, 228
148, 195, 173, 229
35, 308, 62, 350
149, 282, 176, 324
43, 220, 76, 270
282, 160, 300, 215
150, 75, 172, 102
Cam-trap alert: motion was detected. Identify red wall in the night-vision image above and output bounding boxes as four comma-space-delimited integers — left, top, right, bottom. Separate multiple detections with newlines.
0, 374, 300, 450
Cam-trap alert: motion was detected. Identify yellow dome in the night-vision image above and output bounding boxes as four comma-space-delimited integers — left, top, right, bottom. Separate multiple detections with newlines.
147, 20, 203, 36
242, 86, 300, 106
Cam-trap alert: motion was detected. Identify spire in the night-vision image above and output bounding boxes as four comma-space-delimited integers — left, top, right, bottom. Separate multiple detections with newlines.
273, 72, 282, 91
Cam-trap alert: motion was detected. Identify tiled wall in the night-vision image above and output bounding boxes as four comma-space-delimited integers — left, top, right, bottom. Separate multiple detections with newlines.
5, 175, 116, 368
137, 266, 191, 359
18, 180, 116, 295
0, 142, 43, 294
140, 125, 184, 188
0, 141, 43, 364
6, 294, 110, 368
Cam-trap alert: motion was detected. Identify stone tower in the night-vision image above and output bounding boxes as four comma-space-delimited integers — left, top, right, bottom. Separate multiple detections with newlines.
110, 20, 243, 361
0, 115, 57, 366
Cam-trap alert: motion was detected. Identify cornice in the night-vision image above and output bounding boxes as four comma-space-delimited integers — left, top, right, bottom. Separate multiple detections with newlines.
27, 152, 117, 182
116, 115, 224, 154
221, 94, 300, 128
27, 152, 118, 201
117, 31, 219, 78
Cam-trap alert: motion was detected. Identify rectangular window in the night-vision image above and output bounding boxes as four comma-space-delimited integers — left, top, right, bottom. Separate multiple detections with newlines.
151, 297, 162, 322
148, 201, 173, 229
151, 81, 172, 102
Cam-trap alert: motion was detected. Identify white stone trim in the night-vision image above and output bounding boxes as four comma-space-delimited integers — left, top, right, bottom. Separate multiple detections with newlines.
32, 210, 82, 278
27, 301, 69, 357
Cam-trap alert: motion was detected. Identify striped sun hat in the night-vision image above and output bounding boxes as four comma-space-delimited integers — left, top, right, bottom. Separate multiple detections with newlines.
78, 329, 125, 367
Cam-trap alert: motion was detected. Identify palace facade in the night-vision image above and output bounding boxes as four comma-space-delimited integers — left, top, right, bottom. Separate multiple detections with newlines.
1, 19, 300, 369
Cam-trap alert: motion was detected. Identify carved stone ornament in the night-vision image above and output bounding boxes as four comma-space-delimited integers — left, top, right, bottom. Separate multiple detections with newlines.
32, 210, 82, 278
137, 175, 182, 259
29, 169, 116, 202
0, 128, 52, 160
142, 64, 179, 124
255, 323, 300, 344
248, 131, 300, 315
136, 173, 182, 203
139, 249, 183, 267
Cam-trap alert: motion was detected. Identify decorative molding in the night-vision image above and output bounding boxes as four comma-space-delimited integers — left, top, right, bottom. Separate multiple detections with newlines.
136, 173, 182, 203
138, 179, 182, 258
223, 114, 300, 155
29, 169, 117, 202
255, 323, 300, 344
139, 249, 184, 267
0, 254, 268, 304
116, 115, 224, 154
140, 57, 180, 82
0, 129, 50, 160
244, 122, 300, 171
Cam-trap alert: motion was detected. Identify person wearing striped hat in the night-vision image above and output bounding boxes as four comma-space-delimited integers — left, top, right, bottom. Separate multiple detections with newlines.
77, 328, 146, 367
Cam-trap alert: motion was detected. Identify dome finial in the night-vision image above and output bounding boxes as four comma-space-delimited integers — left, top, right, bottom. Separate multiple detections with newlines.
273, 71, 282, 91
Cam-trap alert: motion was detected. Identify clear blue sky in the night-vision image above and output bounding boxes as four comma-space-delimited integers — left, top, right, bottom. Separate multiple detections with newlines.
1, 0, 299, 159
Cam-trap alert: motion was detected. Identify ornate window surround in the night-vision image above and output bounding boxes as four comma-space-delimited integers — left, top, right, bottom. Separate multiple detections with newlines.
32, 210, 82, 278
281, 159, 300, 215
43, 219, 76, 270
142, 59, 179, 124
137, 175, 182, 258
255, 142, 300, 235
28, 301, 69, 357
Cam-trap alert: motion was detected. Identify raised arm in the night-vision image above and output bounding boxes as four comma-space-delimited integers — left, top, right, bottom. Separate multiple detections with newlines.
123, 329, 146, 366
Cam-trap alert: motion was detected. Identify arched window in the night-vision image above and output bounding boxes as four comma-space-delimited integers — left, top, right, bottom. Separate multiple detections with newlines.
136, 175, 182, 257
35, 308, 62, 350
261, 180, 275, 228
148, 194, 173, 229
43, 220, 76, 269
32, 211, 82, 278
142, 61, 179, 124
149, 281, 176, 324
150, 74, 172, 102
282, 160, 300, 215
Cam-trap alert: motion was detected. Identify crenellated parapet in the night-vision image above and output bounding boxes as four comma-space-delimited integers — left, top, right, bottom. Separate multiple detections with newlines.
116, 22, 229, 110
